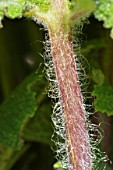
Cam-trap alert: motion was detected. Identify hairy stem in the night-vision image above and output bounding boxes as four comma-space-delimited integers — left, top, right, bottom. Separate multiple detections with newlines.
49, 28, 92, 170
26, 0, 95, 168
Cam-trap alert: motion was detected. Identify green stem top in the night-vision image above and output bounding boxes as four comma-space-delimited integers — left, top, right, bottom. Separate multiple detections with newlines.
24, 0, 95, 33
0, 0, 95, 32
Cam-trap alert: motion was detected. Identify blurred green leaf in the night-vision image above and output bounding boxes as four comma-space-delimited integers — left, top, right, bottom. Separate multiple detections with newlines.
97, 162, 112, 170
0, 0, 26, 27
0, 72, 42, 149
26, 0, 50, 12
23, 98, 52, 145
94, 0, 113, 39
92, 79, 113, 116
0, 68, 53, 170
92, 69, 105, 85
0, 144, 29, 170
0, 0, 51, 28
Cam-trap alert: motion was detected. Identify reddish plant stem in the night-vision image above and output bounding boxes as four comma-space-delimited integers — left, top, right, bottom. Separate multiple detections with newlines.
49, 29, 92, 170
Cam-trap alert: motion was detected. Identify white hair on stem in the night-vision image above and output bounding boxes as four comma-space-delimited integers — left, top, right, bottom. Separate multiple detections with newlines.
32, 3, 108, 169
42, 26, 109, 169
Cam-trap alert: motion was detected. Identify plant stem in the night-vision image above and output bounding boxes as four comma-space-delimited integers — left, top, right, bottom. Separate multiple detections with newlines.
49, 27, 92, 170
26, 0, 95, 168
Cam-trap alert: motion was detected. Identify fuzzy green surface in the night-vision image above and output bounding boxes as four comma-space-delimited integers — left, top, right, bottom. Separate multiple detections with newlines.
0, 0, 25, 18
92, 69, 113, 116
92, 78, 113, 116
0, 73, 38, 148
0, 0, 25, 27
92, 69, 105, 86
0, 0, 50, 27
92, 80, 113, 116
94, 0, 113, 38
67, 0, 95, 26
27, 0, 50, 12
69, 0, 95, 12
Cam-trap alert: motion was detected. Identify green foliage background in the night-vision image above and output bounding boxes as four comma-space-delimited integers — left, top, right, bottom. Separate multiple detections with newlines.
0, 0, 113, 170
0, 19, 54, 170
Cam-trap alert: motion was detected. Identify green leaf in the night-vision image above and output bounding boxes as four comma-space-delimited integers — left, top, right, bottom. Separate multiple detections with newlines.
0, 0, 51, 28
0, 69, 51, 170
23, 97, 52, 145
69, 0, 95, 20
0, 0, 25, 25
0, 72, 41, 149
0, 0, 26, 28
27, 0, 50, 12
0, 145, 29, 170
74, 0, 95, 12
94, 0, 113, 39
92, 69, 105, 85
92, 80, 113, 116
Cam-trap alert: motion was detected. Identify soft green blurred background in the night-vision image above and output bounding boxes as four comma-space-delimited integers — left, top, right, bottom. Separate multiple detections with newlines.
0, 18, 54, 170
